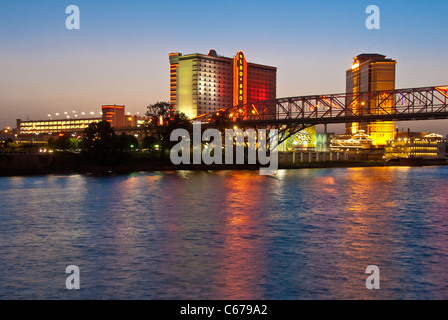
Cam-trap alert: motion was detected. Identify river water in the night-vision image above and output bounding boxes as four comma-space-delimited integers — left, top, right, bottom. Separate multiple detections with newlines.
1, 166, 448, 300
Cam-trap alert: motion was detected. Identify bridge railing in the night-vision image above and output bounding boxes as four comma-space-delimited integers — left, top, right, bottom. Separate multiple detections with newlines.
199, 85, 448, 125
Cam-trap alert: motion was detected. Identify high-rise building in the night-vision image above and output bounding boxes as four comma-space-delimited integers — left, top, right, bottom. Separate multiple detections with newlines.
169, 49, 277, 119
346, 53, 396, 145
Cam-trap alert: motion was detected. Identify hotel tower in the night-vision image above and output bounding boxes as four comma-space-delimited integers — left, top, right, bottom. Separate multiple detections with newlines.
169, 49, 277, 119
346, 53, 397, 145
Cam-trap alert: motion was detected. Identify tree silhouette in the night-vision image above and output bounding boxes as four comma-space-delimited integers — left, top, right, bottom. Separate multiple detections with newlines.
82, 121, 119, 164
145, 102, 192, 159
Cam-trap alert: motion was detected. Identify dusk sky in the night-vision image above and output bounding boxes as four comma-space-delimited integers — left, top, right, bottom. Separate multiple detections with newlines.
1, 0, 447, 134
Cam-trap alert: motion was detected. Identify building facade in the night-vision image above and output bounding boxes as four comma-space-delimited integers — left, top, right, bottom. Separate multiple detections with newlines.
385, 140, 445, 160
169, 49, 276, 119
17, 105, 138, 136
101, 105, 146, 130
346, 53, 397, 145
17, 117, 102, 136
102, 105, 126, 129
385, 131, 446, 160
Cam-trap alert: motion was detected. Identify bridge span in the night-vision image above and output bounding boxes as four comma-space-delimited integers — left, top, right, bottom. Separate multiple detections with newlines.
196, 85, 448, 142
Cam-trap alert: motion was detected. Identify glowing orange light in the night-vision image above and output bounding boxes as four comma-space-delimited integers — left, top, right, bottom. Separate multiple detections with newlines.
321, 96, 340, 109
436, 86, 448, 98
251, 104, 260, 116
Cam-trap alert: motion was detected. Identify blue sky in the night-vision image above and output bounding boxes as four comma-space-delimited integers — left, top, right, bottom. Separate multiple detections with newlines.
1, 0, 447, 134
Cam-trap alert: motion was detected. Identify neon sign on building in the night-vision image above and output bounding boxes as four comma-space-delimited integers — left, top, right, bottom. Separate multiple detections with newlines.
233, 51, 248, 107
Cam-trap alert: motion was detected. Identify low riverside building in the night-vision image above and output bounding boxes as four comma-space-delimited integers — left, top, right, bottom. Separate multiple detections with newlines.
17, 117, 102, 136
385, 136, 446, 160
16, 105, 146, 136
280, 127, 331, 152
15, 105, 148, 147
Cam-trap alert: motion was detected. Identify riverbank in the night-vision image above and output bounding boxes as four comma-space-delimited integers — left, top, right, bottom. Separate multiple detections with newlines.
0, 152, 446, 177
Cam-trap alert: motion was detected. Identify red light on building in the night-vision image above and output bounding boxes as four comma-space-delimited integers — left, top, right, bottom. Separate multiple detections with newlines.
169, 49, 276, 119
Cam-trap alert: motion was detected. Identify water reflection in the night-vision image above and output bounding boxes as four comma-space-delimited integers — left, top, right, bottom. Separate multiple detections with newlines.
1, 167, 448, 299
217, 172, 269, 299
338, 168, 399, 299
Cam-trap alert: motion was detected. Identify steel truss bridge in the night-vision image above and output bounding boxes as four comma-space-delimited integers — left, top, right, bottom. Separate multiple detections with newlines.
197, 85, 448, 144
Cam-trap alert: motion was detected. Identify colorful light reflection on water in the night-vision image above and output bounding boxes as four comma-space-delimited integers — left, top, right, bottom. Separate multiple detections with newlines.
1, 166, 448, 299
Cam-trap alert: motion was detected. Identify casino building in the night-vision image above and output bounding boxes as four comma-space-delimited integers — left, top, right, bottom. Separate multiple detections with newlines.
346, 53, 397, 145
169, 49, 277, 119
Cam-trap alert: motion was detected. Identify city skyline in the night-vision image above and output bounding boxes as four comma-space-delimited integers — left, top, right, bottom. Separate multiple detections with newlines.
1, 0, 447, 134
1, 1, 448, 303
